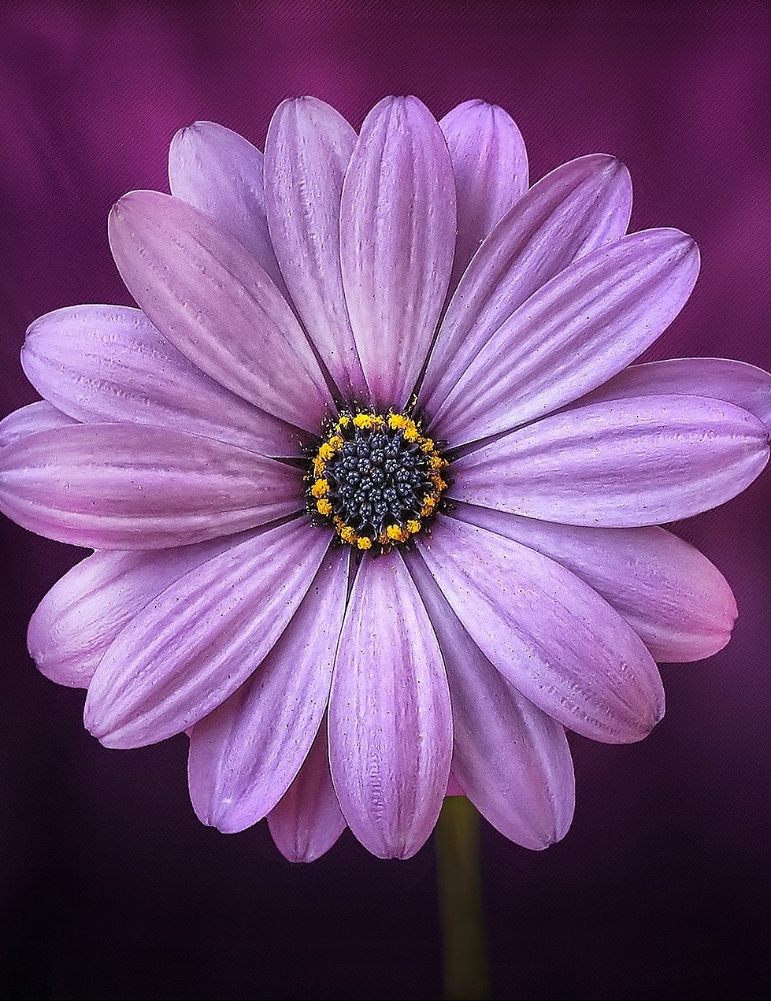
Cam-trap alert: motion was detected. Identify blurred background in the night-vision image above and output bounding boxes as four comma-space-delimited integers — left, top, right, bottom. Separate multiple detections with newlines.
1, 2, 770, 998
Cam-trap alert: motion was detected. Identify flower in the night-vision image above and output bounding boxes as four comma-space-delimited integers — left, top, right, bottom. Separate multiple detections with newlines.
1, 96, 769, 862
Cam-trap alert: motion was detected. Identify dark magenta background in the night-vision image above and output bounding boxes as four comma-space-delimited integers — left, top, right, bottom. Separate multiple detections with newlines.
1, 3, 770, 999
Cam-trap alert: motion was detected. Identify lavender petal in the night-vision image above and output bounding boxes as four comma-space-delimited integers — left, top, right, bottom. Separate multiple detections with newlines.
0, 401, 76, 447
22, 304, 305, 457
267, 722, 347, 863
84, 520, 333, 748
576, 357, 771, 430
0, 423, 302, 550
265, 97, 367, 400
417, 515, 664, 744
108, 190, 335, 431
188, 546, 349, 833
340, 96, 456, 409
432, 229, 699, 444
454, 502, 737, 663
451, 395, 769, 527
419, 154, 632, 413
406, 550, 574, 848
328, 548, 452, 858
28, 535, 241, 688
440, 100, 528, 292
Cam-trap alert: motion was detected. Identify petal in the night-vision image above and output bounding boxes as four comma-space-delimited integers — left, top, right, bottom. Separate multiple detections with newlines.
340, 96, 456, 409
451, 395, 769, 527
108, 190, 335, 431
168, 120, 288, 297
419, 154, 632, 414
264, 98, 367, 400
577, 357, 771, 430
0, 401, 76, 447
328, 548, 452, 859
188, 546, 349, 833
28, 535, 240, 688
453, 502, 737, 663
84, 519, 333, 748
440, 100, 528, 292
417, 515, 664, 744
22, 304, 304, 457
0, 423, 302, 550
445, 774, 465, 797
267, 722, 346, 863
430, 229, 699, 445
405, 550, 574, 848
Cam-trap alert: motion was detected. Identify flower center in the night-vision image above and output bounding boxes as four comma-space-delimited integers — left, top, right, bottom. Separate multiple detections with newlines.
306, 410, 449, 550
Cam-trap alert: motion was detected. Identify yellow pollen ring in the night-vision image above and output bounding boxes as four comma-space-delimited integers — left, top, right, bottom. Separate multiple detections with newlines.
306, 408, 448, 551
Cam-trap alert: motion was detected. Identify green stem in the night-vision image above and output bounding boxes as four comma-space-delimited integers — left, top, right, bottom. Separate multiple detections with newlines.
435, 796, 491, 1000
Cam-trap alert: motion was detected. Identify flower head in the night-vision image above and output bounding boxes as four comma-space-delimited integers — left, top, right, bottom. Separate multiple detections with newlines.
1, 96, 769, 861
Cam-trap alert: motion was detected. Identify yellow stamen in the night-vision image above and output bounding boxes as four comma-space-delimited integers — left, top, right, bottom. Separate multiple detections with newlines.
386, 524, 410, 543
311, 479, 329, 498
420, 494, 438, 517
316, 498, 332, 515
356, 536, 373, 550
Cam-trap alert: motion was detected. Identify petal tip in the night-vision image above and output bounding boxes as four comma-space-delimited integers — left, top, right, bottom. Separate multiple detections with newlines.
604, 155, 629, 181
108, 189, 150, 229
84, 698, 132, 749
660, 228, 699, 264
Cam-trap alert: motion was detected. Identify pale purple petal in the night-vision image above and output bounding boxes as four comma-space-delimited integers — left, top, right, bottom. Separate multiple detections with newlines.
108, 190, 335, 431
406, 550, 574, 848
84, 520, 333, 748
168, 120, 288, 296
328, 549, 452, 859
0, 401, 76, 447
188, 546, 349, 833
418, 515, 664, 744
430, 229, 699, 445
340, 96, 456, 409
21, 305, 305, 457
577, 357, 771, 429
419, 154, 632, 413
267, 722, 346, 863
440, 100, 528, 292
445, 774, 465, 797
264, 97, 367, 400
28, 534, 241, 688
454, 503, 737, 663
452, 396, 769, 527
0, 423, 302, 550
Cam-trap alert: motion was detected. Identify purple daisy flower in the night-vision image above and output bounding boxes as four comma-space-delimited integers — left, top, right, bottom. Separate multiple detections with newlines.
1, 96, 769, 861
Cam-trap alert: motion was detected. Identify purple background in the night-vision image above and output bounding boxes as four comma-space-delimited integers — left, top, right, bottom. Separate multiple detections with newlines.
1, 2, 770, 998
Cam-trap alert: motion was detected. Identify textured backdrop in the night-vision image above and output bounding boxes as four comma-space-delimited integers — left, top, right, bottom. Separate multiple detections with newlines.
1, 2, 770, 998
